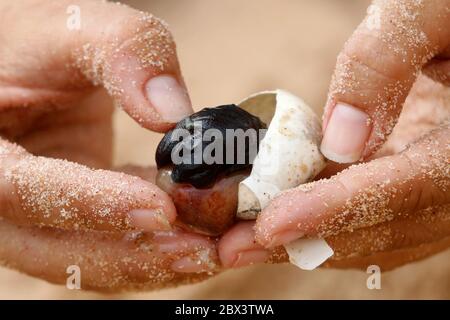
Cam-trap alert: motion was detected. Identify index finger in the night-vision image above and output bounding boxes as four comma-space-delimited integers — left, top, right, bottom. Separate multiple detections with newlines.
256, 125, 449, 248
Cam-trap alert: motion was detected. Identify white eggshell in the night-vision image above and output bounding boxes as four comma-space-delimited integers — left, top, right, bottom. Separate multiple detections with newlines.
237, 89, 332, 270
237, 89, 326, 218
284, 238, 334, 271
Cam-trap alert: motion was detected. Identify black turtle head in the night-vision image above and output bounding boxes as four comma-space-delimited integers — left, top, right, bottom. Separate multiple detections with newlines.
156, 104, 266, 188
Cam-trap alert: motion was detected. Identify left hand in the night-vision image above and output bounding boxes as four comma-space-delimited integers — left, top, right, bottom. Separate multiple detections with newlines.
0, 0, 219, 291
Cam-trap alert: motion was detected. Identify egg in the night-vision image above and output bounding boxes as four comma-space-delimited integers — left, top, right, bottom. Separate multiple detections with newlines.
155, 104, 266, 235
237, 90, 333, 270
155, 90, 334, 269
237, 90, 326, 219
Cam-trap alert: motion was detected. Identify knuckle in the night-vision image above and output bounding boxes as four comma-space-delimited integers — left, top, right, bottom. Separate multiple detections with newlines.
131, 13, 174, 44
109, 12, 177, 71
339, 47, 410, 87
399, 150, 450, 213
119, 12, 175, 49
334, 28, 419, 98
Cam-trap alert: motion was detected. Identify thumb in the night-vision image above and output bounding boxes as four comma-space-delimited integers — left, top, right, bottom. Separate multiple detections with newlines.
321, 0, 450, 163
75, 1, 193, 132
0, 0, 192, 132
256, 123, 449, 248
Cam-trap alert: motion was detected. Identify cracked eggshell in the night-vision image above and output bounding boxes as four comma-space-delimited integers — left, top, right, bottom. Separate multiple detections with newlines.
237, 89, 326, 219
237, 89, 333, 270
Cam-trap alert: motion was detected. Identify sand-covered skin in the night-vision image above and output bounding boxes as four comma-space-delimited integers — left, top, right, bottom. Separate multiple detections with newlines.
325, 0, 449, 158
252, 75, 450, 270
73, 10, 176, 99
0, 219, 218, 291
220, 75, 449, 273
0, 0, 449, 299
0, 138, 177, 232
256, 121, 449, 245
0, 1, 186, 133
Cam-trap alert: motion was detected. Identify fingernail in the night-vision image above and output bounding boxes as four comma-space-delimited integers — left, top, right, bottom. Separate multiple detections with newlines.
127, 208, 171, 231
145, 74, 192, 123
320, 103, 371, 163
267, 230, 304, 248
231, 250, 270, 268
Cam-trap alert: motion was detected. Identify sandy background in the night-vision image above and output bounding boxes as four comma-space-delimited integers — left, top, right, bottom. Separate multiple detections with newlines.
0, 0, 449, 299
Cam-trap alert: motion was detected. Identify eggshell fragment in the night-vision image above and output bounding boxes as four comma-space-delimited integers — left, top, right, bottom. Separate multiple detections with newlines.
237, 89, 333, 270
284, 238, 334, 271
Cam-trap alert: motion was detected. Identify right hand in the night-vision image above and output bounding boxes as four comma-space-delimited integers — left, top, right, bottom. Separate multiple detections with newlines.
219, 73, 450, 270
218, 0, 450, 270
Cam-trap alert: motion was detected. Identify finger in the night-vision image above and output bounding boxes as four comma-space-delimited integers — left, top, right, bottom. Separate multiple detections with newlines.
0, 0, 192, 132
256, 124, 449, 248
220, 204, 450, 269
218, 221, 270, 268
0, 139, 177, 232
320, 0, 450, 163
0, 219, 218, 291
96, 8, 193, 132
218, 221, 289, 269
326, 204, 450, 260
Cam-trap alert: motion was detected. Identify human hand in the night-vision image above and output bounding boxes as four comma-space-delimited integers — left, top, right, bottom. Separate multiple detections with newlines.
219, 96, 450, 270
320, 0, 449, 163
218, 114, 449, 270
218, 0, 450, 270
0, 0, 219, 291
